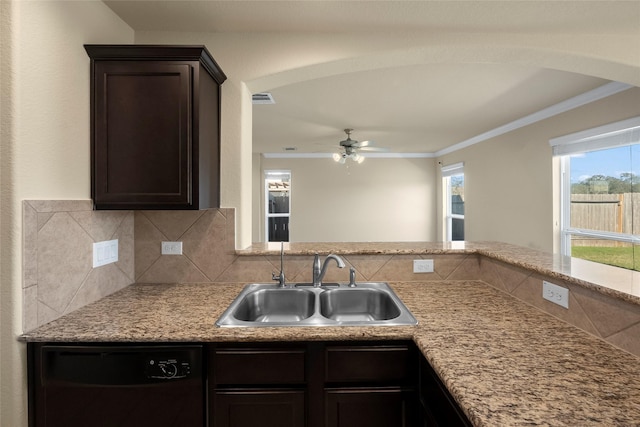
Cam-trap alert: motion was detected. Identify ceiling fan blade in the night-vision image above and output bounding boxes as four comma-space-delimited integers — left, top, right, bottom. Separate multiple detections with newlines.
358, 146, 389, 152
354, 140, 372, 147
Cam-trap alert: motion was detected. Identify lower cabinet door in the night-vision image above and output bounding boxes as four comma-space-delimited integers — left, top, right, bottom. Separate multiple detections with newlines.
325, 388, 417, 427
214, 389, 305, 427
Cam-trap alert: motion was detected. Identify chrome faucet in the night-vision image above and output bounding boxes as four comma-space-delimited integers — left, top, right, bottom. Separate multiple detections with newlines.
312, 253, 345, 287
272, 242, 286, 287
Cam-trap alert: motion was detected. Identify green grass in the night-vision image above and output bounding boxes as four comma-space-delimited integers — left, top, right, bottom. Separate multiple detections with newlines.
571, 246, 640, 271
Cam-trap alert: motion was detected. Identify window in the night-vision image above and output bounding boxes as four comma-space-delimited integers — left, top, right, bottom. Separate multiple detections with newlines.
265, 171, 291, 242
442, 163, 464, 241
551, 117, 640, 271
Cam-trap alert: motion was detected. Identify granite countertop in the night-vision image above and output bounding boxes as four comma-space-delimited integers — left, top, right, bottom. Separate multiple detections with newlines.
23, 281, 640, 426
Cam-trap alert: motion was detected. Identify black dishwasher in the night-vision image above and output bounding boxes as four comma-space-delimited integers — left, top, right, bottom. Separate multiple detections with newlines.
28, 343, 205, 427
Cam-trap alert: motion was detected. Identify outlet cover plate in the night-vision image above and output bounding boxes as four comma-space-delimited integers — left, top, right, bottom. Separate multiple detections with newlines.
93, 239, 118, 268
542, 281, 569, 309
162, 241, 183, 255
413, 259, 434, 273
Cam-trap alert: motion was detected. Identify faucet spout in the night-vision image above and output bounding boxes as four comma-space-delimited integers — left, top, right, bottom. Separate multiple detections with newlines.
313, 253, 345, 287
272, 242, 286, 287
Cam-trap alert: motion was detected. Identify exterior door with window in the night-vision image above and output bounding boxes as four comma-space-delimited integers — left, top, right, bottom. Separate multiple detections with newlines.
265, 171, 291, 242
442, 163, 465, 242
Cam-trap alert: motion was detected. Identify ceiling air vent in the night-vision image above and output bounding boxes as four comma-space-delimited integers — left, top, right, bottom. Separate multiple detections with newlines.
252, 92, 275, 104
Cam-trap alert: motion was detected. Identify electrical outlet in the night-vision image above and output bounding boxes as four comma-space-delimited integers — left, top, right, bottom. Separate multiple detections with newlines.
542, 281, 569, 309
161, 241, 183, 255
413, 259, 434, 273
93, 239, 118, 268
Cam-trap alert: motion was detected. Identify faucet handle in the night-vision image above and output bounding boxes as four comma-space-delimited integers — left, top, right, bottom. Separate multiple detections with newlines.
348, 267, 357, 287
272, 270, 286, 287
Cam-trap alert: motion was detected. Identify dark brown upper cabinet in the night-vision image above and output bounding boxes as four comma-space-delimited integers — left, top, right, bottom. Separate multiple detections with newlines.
84, 45, 226, 210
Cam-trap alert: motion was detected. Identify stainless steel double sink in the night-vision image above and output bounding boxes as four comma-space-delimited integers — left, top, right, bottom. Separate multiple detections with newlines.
216, 282, 417, 327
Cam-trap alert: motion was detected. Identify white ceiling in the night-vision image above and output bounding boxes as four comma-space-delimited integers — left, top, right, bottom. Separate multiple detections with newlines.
104, 1, 638, 155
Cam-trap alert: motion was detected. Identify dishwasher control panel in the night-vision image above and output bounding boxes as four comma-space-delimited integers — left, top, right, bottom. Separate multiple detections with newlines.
146, 357, 192, 379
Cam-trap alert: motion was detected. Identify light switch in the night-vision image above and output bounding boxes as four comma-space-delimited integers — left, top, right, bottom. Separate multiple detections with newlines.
93, 239, 118, 268
162, 241, 183, 255
413, 259, 434, 273
542, 281, 569, 309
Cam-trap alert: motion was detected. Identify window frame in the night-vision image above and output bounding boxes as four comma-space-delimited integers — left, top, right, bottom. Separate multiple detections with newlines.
551, 117, 640, 258
442, 162, 464, 242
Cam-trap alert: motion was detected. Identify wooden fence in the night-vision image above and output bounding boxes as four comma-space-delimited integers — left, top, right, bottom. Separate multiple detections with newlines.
571, 193, 639, 246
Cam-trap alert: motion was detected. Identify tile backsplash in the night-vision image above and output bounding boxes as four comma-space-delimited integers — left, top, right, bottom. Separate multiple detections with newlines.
23, 201, 135, 331
23, 201, 639, 357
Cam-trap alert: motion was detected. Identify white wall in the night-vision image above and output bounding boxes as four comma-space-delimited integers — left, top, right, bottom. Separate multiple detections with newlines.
1, 2, 133, 426
260, 157, 436, 242
436, 87, 640, 252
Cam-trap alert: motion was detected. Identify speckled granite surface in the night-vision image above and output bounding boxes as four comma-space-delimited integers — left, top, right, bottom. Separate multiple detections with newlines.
23, 281, 640, 427
240, 241, 640, 303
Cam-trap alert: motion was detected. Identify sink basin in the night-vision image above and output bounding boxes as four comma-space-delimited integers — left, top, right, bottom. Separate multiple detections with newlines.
232, 289, 315, 322
320, 289, 401, 321
216, 282, 417, 327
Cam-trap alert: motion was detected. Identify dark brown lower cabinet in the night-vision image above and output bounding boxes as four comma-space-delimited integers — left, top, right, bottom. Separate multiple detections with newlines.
326, 388, 417, 427
214, 390, 305, 427
29, 341, 471, 427
210, 341, 420, 427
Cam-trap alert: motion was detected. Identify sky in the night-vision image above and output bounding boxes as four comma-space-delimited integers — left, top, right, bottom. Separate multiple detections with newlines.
570, 144, 639, 183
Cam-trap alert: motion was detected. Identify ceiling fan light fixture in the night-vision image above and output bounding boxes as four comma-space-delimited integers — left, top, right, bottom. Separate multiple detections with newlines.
334, 151, 363, 164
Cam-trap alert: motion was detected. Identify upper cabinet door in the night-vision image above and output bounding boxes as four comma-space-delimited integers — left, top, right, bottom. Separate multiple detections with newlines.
94, 61, 192, 208
86, 45, 226, 210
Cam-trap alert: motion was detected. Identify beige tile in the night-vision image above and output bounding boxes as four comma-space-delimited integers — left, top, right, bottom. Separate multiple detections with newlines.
138, 255, 209, 283
70, 210, 130, 242
134, 212, 164, 280
446, 255, 482, 280
23, 202, 38, 288
66, 264, 132, 314
114, 212, 135, 282
36, 212, 54, 231
478, 257, 509, 292
37, 300, 62, 327
23, 286, 39, 332
181, 210, 236, 281
141, 210, 205, 241
370, 254, 439, 282
481, 257, 531, 293
344, 255, 392, 281
605, 321, 640, 357
432, 254, 469, 279
277, 255, 315, 283
571, 285, 640, 338
510, 276, 600, 337
216, 256, 280, 283
37, 213, 93, 314
26, 199, 92, 213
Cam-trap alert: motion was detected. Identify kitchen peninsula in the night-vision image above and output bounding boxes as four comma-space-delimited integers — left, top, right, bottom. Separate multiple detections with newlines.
23, 242, 640, 426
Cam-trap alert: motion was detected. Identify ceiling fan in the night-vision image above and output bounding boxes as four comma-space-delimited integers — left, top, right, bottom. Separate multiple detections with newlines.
333, 129, 387, 164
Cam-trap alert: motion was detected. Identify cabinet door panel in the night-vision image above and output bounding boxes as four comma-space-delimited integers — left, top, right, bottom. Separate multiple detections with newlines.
93, 61, 192, 207
213, 347, 306, 385
325, 388, 417, 427
214, 390, 305, 427
325, 344, 414, 384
